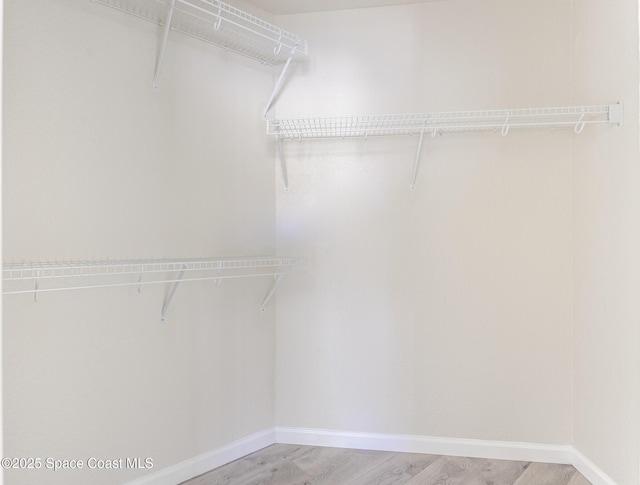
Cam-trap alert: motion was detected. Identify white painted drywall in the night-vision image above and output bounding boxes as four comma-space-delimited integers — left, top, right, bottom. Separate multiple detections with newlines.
274, 0, 574, 445
0, 1, 4, 483
3, 1, 278, 483
571, 1, 640, 484
6, 0, 640, 483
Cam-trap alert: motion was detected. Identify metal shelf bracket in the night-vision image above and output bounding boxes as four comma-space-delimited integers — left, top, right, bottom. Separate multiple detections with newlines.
260, 273, 285, 312
160, 264, 187, 324
153, 0, 176, 90
137, 268, 144, 293
214, 262, 223, 286
264, 53, 294, 118
277, 135, 289, 191
410, 126, 427, 190
34, 270, 40, 302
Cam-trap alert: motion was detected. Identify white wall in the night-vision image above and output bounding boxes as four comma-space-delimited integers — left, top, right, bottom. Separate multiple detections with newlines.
3, 1, 277, 483
275, 0, 574, 445
571, 1, 640, 484
6, 0, 640, 484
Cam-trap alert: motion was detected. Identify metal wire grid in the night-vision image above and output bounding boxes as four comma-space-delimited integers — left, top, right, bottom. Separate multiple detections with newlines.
267, 105, 615, 139
3, 257, 306, 295
94, 0, 307, 65
93, 0, 167, 23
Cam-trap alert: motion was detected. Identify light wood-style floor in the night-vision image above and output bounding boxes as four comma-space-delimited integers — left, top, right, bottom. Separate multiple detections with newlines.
180, 444, 592, 485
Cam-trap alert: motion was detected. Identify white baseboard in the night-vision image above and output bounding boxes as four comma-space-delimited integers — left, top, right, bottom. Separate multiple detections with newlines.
124, 426, 617, 485
123, 428, 275, 485
275, 426, 575, 465
571, 447, 617, 485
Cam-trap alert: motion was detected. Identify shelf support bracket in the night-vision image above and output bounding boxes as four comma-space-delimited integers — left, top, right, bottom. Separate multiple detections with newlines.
160, 264, 187, 324
153, 0, 176, 90
214, 263, 223, 286
137, 266, 144, 293
261, 273, 286, 312
34, 270, 40, 303
263, 53, 294, 118
277, 135, 289, 191
410, 127, 426, 190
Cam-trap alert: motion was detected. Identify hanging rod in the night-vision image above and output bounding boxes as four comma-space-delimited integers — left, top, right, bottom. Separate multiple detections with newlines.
3, 256, 306, 297
267, 104, 623, 189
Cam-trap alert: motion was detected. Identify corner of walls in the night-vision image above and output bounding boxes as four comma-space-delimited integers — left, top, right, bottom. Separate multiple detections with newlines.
276, 427, 619, 485
569, 0, 640, 483
571, 448, 619, 485
119, 426, 619, 485
568, 0, 575, 455
0, 0, 4, 483
123, 429, 276, 485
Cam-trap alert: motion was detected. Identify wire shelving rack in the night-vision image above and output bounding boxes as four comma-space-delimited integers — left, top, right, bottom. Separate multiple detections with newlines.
267, 104, 624, 190
3, 256, 306, 321
267, 105, 622, 139
94, 0, 308, 114
95, 0, 308, 65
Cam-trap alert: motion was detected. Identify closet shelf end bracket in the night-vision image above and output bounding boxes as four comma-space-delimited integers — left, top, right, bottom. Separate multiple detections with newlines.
609, 102, 624, 126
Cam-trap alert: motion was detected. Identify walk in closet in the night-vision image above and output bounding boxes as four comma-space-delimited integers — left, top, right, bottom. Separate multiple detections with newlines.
3, 0, 639, 484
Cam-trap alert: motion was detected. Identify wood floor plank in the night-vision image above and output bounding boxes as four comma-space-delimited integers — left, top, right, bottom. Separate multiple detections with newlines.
291, 446, 392, 484
513, 462, 577, 485
387, 452, 443, 478
458, 459, 530, 485
347, 459, 414, 485
178, 455, 259, 485
239, 459, 311, 485
347, 451, 443, 485
244, 444, 310, 467
181, 445, 591, 485
567, 472, 593, 485
405, 456, 485, 484
290, 445, 361, 472
179, 445, 311, 485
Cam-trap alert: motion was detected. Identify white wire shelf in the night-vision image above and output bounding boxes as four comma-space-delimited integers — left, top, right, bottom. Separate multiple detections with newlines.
267, 104, 623, 191
267, 104, 622, 139
3, 256, 305, 293
95, 0, 307, 113
4, 256, 306, 320
95, 0, 307, 65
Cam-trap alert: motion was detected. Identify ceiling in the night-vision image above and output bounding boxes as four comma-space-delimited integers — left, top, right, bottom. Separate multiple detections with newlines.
245, 0, 448, 15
